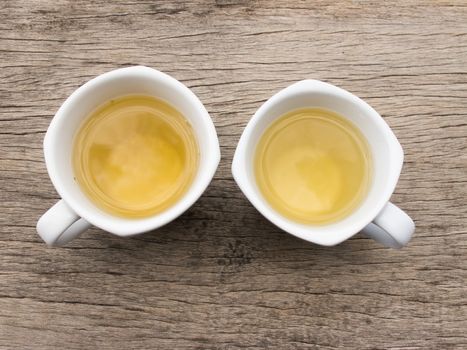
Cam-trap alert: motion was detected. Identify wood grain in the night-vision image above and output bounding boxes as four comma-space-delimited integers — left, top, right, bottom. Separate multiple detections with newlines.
1, 1, 467, 349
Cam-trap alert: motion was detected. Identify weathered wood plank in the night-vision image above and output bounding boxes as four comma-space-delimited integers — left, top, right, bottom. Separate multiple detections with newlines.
1, 1, 466, 349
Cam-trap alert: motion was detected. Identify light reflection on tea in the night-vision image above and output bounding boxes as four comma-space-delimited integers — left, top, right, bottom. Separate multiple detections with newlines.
255, 108, 372, 225
73, 95, 199, 218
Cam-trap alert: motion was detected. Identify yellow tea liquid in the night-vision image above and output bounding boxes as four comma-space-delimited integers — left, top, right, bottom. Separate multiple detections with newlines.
255, 108, 371, 225
73, 95, 199, 218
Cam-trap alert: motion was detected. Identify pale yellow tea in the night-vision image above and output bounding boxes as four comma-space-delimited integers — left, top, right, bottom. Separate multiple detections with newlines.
255, 108, 371, 225
73, 95, 199, 218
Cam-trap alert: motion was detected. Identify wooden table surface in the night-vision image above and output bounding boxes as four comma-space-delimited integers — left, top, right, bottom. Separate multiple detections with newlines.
1, 1, 466, 349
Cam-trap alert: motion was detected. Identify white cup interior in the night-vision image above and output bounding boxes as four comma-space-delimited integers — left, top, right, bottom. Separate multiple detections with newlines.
45, 66, 220, 236
233, 80, 403, 246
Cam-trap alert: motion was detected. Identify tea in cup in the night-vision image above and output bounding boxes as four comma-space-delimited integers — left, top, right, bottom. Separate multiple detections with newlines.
233, 80, 414, 248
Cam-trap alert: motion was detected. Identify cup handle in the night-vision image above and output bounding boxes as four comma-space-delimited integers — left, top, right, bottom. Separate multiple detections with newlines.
361, 202, 415, 249
36, 200, 92, 246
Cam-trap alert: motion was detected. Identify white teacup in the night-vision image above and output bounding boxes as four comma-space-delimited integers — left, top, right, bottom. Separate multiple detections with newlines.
37, 66, 220, 246
232, 80, 415, 248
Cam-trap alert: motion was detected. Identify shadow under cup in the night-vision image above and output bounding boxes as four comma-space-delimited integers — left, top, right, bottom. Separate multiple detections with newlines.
44, 67, 220, 237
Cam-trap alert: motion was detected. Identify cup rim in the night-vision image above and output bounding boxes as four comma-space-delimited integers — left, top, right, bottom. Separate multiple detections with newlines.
232, 79, 403, 246
44, 66, 220, 236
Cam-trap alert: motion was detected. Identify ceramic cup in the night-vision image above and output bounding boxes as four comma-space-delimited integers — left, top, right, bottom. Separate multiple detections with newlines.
232, 80, 415, 248
37, 66, 220, 246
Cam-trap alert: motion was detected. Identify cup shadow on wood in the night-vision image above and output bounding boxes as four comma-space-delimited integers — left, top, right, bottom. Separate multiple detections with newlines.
67, 177, 379, 281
